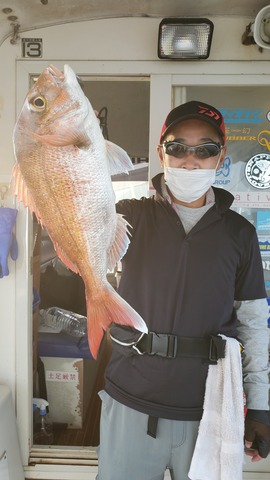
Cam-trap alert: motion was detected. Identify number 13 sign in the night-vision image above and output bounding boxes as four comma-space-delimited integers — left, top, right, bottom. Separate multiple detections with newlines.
22, 38, 43, 58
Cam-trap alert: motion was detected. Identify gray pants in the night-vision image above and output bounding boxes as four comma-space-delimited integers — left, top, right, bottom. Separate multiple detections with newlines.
96, 390, 200, 480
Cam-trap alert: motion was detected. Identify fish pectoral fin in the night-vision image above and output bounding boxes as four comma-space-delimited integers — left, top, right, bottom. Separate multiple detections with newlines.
31, 126, 90, 148
107, 214, 132, 271
106, 140, 134, 175
12, 163, 43, 221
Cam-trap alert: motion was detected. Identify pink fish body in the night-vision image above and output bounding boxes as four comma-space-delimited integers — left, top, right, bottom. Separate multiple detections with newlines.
13, 64, 147, 358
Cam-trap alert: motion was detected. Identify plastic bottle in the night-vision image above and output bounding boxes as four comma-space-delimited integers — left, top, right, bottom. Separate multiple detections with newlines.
33, 398, 54, 445
40, 307, 87, 337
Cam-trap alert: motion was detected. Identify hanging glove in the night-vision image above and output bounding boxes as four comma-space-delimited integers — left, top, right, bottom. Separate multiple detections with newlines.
245, 409, 270, 461
0, 207, 18, 278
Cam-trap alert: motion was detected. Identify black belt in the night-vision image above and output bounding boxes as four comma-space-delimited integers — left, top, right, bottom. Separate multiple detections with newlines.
134, 332, 226, 363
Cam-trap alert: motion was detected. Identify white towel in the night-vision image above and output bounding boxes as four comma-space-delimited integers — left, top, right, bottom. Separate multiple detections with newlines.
188, 335, 245, 480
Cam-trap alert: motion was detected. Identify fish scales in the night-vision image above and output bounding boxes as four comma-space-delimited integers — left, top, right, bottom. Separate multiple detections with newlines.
13, 63, 147, 358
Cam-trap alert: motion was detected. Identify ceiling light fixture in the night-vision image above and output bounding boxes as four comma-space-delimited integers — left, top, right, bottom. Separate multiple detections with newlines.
158, 18, 214, 60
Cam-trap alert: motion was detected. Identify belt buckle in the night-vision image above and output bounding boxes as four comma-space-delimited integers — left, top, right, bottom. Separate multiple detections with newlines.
151, 333, 178, 358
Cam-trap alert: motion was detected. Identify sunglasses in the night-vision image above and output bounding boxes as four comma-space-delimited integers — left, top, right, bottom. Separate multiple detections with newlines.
162, 141, 223, 159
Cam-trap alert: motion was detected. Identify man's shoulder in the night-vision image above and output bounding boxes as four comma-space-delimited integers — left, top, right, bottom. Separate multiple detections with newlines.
116, 196, 156, 221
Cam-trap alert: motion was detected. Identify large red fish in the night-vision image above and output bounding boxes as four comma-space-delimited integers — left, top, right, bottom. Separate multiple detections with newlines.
13, 64, 147, 358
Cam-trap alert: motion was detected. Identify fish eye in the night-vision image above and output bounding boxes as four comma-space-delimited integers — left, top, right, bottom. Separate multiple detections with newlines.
30, 96, 46, 111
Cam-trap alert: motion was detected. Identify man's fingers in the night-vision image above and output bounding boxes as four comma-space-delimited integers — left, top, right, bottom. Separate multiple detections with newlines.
245, 439, 269, 461
245, 446, 262, 462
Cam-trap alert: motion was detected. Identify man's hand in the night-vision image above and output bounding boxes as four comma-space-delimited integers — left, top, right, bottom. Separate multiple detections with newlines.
245, 410, 270, 462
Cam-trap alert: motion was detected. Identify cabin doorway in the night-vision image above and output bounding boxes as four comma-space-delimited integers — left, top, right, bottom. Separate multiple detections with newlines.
32, 76, 150, 448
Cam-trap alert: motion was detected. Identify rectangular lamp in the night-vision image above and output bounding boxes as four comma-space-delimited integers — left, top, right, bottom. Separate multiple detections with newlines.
158, 18, 214, 59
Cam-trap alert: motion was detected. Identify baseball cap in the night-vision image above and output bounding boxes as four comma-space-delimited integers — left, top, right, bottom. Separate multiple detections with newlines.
160, 100, 226, 144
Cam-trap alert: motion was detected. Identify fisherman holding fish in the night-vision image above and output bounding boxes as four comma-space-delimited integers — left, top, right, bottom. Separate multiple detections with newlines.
97, 101, 270, 480
12, 67, 269, 480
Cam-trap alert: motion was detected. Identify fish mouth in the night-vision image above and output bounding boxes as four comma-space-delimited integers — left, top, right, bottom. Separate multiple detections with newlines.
46, 64, 64, 80
43, 64, 65, 88
43, 64, 81, 92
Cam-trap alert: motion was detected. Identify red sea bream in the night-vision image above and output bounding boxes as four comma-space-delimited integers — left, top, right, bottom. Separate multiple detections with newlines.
13, 64, 147, 358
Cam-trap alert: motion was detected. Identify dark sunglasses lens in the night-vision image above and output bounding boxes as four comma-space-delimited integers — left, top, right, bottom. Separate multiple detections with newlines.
165, 142, 186, 158
195, 144, 221, 159
164, 142, 221, 158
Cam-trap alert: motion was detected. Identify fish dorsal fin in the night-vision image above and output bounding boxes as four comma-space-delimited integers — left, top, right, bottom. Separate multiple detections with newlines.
107, 213, 132, 271
12, 163, 43, 222
106, 140, 134, 175
31, 125, 90, 149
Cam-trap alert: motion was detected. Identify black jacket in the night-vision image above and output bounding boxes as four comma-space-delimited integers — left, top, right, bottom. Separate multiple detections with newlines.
105, 174, 266, 420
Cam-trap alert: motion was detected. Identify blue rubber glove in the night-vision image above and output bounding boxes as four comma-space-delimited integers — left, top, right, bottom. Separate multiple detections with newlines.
0, 208, 18, 278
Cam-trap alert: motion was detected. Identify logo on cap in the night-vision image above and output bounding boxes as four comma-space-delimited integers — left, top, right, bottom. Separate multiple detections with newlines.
197, 105, 221, 122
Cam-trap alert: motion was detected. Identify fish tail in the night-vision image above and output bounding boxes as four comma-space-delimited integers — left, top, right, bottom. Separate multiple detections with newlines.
86, 285, 147, 359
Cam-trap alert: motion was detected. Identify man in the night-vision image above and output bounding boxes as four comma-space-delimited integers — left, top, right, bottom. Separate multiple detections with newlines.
97, 101, 270, 480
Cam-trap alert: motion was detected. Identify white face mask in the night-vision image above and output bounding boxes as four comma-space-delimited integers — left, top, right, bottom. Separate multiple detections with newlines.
164, 166, 217, 203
